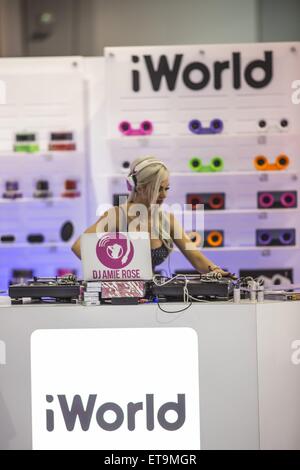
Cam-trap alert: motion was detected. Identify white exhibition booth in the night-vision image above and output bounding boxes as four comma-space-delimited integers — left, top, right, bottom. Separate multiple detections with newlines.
1, 41, 300, 450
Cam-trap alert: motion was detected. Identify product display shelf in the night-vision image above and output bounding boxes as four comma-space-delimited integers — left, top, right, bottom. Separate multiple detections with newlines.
0, 197, 81, 204
99, 170, 299, 180
173, 245, 300, 253
0, 242, 74, 250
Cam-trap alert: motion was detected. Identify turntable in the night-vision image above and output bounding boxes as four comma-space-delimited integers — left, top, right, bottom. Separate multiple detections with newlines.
9, 276, 81, 302
150, 273, 234, 301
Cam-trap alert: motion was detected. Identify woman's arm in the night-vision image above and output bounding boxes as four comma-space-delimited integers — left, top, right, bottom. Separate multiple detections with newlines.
71, 207, 120, 259
169, 213, 229, 275
71, 219, 98, 260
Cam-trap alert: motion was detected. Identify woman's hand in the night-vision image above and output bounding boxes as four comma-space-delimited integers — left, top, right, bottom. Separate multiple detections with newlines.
168, 214, 237, 279
208, 265, 237, 279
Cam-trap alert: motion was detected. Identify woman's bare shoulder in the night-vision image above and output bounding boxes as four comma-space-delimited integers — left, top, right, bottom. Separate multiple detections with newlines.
97, 205, 121, 219
89, 206, 120, 233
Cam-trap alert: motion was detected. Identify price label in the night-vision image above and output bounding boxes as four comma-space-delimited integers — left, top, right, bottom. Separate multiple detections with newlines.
44, 153, 53, 162
138, 138, 150, 147
257, 135, 267, 145
258, 212, 268, 220
259, 173, 269, 182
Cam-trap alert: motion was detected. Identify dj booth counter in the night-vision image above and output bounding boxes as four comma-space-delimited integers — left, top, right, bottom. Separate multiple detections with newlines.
0, 300, 300, 450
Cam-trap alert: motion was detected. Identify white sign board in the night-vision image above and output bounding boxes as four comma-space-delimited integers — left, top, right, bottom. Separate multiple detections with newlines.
105, 43, 300, 137
31, 327, 200, 450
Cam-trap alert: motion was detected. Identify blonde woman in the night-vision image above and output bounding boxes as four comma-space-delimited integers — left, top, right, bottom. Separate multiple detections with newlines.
72, 156, 231, 277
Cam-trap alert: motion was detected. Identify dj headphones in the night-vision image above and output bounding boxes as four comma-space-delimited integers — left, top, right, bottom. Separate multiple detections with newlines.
126, 159, 166, 191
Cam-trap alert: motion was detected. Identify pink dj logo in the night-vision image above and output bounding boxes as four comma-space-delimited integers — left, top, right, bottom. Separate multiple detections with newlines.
96, 233, 134, 269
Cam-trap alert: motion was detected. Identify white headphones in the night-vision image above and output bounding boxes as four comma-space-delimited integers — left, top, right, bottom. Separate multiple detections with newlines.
126, 159, 166, 191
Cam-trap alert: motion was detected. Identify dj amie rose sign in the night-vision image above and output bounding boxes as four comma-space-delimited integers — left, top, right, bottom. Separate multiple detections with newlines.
94, 232, 140, 279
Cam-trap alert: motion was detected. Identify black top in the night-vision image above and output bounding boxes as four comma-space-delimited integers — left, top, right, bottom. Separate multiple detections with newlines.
118, 205, 170, 268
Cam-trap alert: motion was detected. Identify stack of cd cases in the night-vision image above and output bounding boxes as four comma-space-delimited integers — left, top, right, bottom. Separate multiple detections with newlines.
82, 281, 101, 306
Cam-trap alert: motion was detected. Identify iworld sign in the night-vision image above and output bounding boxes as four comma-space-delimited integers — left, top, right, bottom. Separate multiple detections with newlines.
45, 393, 186, 432
31, 328, 200, 450
130, 51, 273, 91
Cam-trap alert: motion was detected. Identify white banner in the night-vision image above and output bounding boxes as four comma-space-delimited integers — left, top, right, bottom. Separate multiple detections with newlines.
105, 43, 300, 138
31, 327, 200, 450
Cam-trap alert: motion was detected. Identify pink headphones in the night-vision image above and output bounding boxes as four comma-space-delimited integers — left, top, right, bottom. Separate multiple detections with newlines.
126, 159, 166, 191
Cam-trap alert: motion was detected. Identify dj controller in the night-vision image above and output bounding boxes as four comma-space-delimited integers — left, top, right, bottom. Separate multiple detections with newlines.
8, 273, 234, 304
9, 276, 81, 303
151, 275, 234, 301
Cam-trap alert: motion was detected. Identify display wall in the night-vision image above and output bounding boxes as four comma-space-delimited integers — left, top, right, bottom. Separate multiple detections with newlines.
0, 57, 89, 290
1, 42, 300, 289
102, 42, 300, 283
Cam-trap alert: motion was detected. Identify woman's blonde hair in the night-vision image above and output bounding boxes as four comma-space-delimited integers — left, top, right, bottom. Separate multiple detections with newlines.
127, 156, 173, 252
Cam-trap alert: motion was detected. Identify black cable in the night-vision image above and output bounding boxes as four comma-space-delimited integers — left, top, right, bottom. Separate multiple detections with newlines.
157, 301, 192, 314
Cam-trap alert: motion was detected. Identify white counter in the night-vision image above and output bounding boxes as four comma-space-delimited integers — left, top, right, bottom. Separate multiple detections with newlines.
0, 300, 299, 450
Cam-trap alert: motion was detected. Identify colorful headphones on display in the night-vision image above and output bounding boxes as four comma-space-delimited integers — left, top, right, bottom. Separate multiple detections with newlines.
187, 231, 202, 247
253, 154, 290, 171
188, 118, 223, 135
126, 159, 166, 191
186, 192, 225, 210
189, 156, 224, 172
187, 230, 224, 247
257, 191, 297, 209
257, 119, 289, 132
256, 228, 295, 247
119, 120, 153, 136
